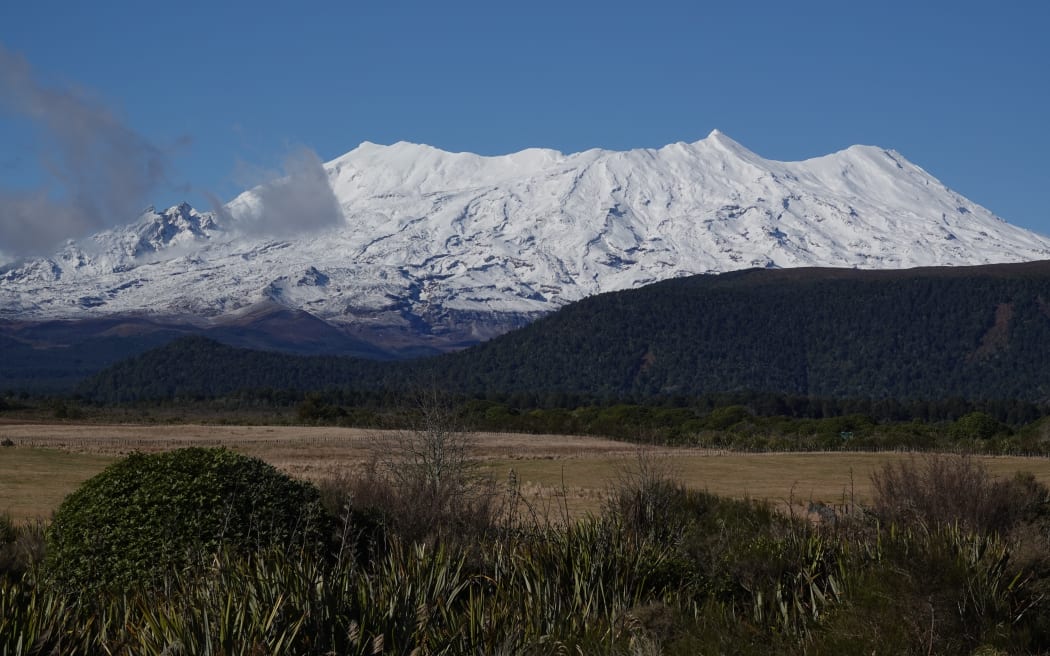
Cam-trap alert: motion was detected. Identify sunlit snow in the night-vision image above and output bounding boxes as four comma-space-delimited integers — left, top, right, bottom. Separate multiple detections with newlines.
3, 131, 1049, 337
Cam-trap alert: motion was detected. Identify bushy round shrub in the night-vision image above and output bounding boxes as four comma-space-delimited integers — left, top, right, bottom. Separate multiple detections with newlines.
45, 447, 331, 590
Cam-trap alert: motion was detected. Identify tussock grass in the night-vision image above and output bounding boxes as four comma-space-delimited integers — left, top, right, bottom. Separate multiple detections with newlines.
7, 422, 1050, 523
4, 448, 1050, 654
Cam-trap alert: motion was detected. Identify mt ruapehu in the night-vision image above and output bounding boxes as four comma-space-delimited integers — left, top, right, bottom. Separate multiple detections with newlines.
3, 130, 1048, 354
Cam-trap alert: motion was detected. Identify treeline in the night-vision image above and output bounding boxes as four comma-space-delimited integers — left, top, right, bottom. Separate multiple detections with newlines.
286, 394, 1050, 455
73, 336, 397, 403
75, 263, 1050, 404
27, 385, 1049, 455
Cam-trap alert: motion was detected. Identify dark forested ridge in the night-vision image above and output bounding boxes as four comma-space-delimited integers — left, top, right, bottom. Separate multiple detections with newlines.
75, 261, 1050, 403
74, 336, 398, 403
0, 309, 395, 393
436, 260, 1050, 400
0, 330, 183, 393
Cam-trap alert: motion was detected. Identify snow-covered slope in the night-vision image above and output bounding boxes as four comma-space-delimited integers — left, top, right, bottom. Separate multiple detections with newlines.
3, 130, 1049, 351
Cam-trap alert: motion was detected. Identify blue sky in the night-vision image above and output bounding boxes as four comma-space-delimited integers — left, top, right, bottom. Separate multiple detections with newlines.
1, 0, 1048, 254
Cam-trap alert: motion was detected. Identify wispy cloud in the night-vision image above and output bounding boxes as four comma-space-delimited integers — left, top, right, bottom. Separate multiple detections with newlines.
224, 146, 344, 239
0, 44, 175, 259
0, 45, 342, 264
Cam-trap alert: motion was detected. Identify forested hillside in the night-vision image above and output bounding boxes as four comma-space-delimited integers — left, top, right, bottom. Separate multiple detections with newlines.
76, 261, 1050, 403
75, 336, 396, 403
0, 331, 182, 393
434, 261, 1050, 400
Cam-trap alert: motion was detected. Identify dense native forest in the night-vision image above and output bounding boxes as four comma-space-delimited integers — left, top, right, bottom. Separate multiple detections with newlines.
74, 262, 1050, 404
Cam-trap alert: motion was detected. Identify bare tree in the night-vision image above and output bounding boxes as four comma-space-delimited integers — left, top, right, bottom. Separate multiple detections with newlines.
363, 387, 499, 543
382, 387, 477, 500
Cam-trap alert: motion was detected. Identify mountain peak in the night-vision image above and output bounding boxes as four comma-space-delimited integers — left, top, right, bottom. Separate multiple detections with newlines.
703, 128, 740, 146
166, 201, 195, 214
699, 129, 758, 158
4, 133, 1050, 354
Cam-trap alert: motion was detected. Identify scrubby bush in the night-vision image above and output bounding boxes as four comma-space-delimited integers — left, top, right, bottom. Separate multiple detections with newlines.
871, 454, 1048, 534
605, 450, 689, 542
6, 462, 1050, 654
0, 513, 13, 546
45, 447, 331, 591
0, 515, 46, 581
810, 525, 1037, 655
348, 390, 505, 546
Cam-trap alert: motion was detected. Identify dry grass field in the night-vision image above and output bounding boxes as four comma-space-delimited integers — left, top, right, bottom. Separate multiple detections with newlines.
4, 421, 1050, 522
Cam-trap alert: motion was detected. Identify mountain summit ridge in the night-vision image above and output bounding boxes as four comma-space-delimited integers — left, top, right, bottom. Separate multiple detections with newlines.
3, 131, 1049, 352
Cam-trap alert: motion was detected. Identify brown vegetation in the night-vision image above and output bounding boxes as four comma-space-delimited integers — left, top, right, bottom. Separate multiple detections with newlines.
5, 440, 1050, 653
6, 422, 1050, 526
871, 453, 1048, 533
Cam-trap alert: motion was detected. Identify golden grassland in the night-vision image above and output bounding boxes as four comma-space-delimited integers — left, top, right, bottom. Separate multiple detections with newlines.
0, 447, 116, 522
4, 421, 1050, 522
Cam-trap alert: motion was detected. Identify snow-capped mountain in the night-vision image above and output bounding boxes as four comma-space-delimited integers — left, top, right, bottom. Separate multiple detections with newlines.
3, 130, 1050, 353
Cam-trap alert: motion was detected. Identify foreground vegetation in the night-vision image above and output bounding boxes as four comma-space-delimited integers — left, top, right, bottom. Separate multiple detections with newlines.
4, 436, 1050, 654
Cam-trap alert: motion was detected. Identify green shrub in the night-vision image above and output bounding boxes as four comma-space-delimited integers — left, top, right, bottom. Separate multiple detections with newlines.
704, 405, 751, 431
45, 447, 331, 591
951, 412, 1007, 441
